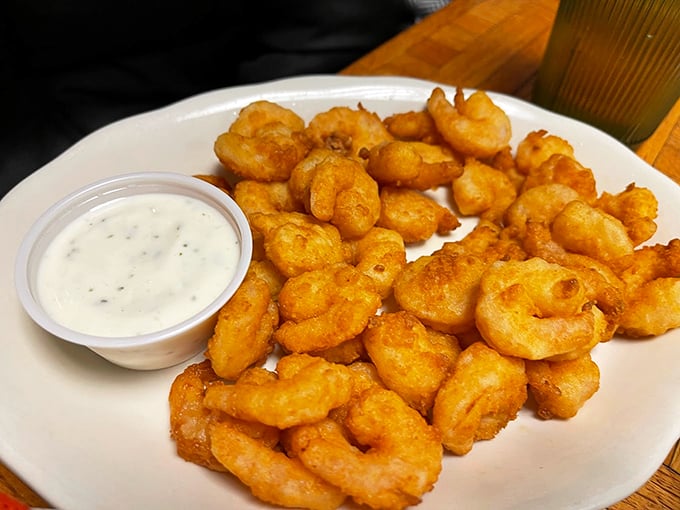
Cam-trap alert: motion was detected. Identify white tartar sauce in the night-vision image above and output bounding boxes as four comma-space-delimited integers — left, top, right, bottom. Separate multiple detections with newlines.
37, 192, 241, 337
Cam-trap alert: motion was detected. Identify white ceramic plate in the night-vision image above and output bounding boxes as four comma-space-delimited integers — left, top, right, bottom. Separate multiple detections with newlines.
1, 76, 679, 510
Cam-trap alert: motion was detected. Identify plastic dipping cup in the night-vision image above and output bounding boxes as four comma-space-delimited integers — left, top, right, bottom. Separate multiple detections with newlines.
532, 0, 680, 147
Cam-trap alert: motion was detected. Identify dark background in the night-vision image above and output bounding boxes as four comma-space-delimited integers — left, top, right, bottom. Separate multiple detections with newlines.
0, 0, 418, 198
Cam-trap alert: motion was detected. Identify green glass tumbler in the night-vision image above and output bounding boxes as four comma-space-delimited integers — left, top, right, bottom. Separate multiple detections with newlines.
532, 0, 680, 147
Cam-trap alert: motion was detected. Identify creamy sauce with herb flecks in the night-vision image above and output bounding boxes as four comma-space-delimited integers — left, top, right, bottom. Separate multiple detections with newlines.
36, 193, 240, 337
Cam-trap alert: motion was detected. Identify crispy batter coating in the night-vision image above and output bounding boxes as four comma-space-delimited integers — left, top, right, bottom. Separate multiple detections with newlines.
382, 109, 444, 144
432, 342, 527, 455
305, 104, 394, 158
551, 200, 635, 263
214, 123, 310, 182
232, 179, 303, 218
275, 263, 382, 353
427, 87, 511, 159
168, 360, 229, 472
363, 311, 461, 415
394, 252, 488, 334
204, 354, 353, 429
289, 149, 381, 239
210, 421, 347, 510
615, 239, 680, 337
168, 361, 280, 472
503, 183, 581, 240
526, 353, 600, 419
205, 267, 279, 381
346, 226, 407, 299
377, 187, 460, 243
452, 157, 517, 223
515, 129, 575, 175
595, 182, 658, 246
287, 387, 442, 510
249, 211, 346, 278
475, 258, 608, 360
521, 153, 598, 204
192, 173, 233, 195
364, 140, 463, 190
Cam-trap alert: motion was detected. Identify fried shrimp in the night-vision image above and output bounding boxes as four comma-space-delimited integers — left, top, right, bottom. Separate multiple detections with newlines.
615, 239, 680, 337
382, 109, 444, 144
232, 179, 303, 218
169, 360, 229, 472
275, 263, 382, 353
289, 149, 381, 239
346, 227, 407, 299
393, 252, 488, 334
363, 311, 461, 415
595, 182, 658, 246
287, 387, 442, 510
214, 103, 310, 181
210, 422, 347, 510
364, 140, 463, 190
551, 200, 635, 263
249, 211, 346, 277
377, 187, 460, 243
305, 104, 394, 158
515, 129, 575, 175
204, 354, 353, 429
452, 157, 517, 223
432, 342, 527, 455
503, 183, 581, 240
521, 153, 598, 204
526, 353, 600, 420
426, 87, 511, 159
205, 267, 279, 381
475, 258, 608, 360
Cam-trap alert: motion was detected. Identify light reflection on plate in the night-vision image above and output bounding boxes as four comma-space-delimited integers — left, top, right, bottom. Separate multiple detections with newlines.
1, 75, 678, 510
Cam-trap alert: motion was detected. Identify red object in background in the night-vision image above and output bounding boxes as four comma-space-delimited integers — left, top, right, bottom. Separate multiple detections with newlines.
0, 493, 29, 510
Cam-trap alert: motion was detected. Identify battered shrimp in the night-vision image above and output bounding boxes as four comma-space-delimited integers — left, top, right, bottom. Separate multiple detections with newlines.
215, 100, 309, 182
377, 187, 460, 243
168, 360, 229, 472
526, 353, 600, 420
210, 422, 347, 510
595, 182, 658, 246
168, 361, 280, 471
205, 267, 279, 381
286, 387, 442, 510
523, 222, 626, 340
515, 129, 575, 175
452, 157, 517, 223
232, 179, 303, 218
521, 153, 598, 204
393, 252, 488, 334
249, 211, 346, 278
364, 140, 463, 190
426, 87, 511, 159
382, 109, 444, 144
436, 219, 527, 264
503, 183, 581, 240
274, 263, 382, 353
363, 311, 461, 415
289, 149, 381, 239
346, 226, 407, 299
475, 258, 608, 360
204, 354, 353, 429
615, 239, 680, 337
305, 104, 394, 158
551, 200, 635, 263
432, 342, 527, 455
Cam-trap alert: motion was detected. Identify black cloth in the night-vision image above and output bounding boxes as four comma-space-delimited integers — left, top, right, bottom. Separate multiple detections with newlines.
0, 0, 415, 197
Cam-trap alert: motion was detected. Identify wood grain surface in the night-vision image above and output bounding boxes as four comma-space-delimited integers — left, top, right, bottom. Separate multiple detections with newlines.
2, 0, 678, 508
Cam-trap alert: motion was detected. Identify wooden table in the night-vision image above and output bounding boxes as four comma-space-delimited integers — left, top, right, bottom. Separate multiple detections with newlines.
1, 0, 679, 508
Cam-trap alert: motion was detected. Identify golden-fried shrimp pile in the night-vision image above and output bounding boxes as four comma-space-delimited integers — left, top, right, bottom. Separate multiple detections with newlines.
171, 89, 679, 510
